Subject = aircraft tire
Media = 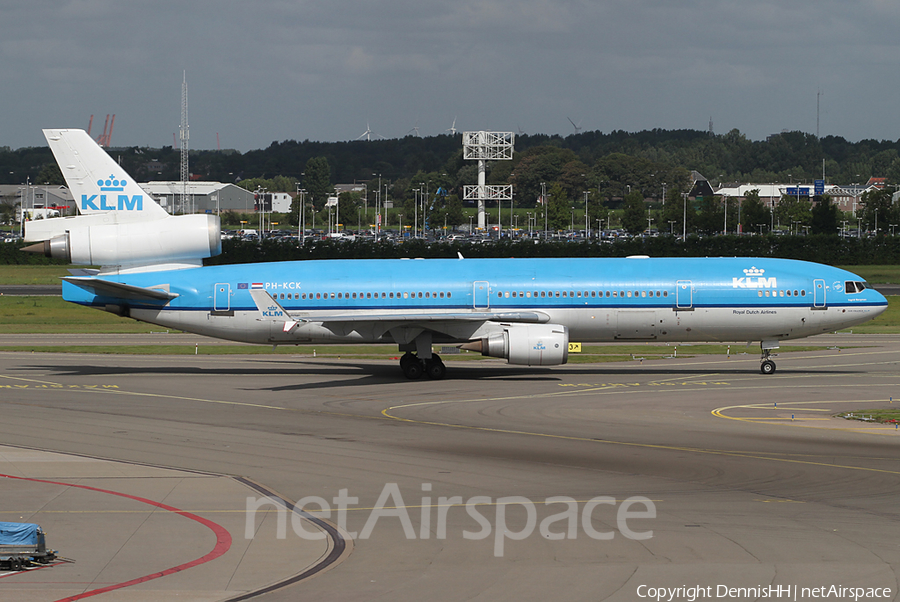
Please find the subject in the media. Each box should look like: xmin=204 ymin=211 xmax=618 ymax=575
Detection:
xmin=402 ymin=358 xmax=424 ymax=380
xmin=425 ymin=357 xmax=446 ymax=380
xmin=760 ymin=360 xmax=776 ymax=375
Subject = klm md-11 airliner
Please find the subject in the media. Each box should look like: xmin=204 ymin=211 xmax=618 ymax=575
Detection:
xmin=24 ymin=129 xmax=888 ymax=379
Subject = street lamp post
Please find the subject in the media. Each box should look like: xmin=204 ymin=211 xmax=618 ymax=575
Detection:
xmin=723 ymin=195 xmax=728 ymax=236
xmin=583 ymin=190 xmax=591 ymax=238
xmin=541 ymin=182 xmax=548 ymax=240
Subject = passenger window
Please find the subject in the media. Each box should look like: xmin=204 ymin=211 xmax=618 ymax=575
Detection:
xmin=787 ymin=290 xmax=792 ymax=297
xmin=663 ymin=291 xmax=668 ymax=297
xmin=404 ymin=292 xmax=409 ymax=299
xmin=418 ymin=292 xmax=423 ymax=298
xmin=801 ymin=290 xmax=805 ymax=297
xmin=641 ymin=291 xmax=646 ymax=298
xmin=758 ymin=291 xmax=763 ymax=297
xmin=447 ymin=292 xmax=451 ymax=298
xmin=613 ymin=291 xmax=618 ymax=297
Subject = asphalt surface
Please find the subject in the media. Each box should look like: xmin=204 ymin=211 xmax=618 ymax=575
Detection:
xmin=0 ymin=336 xmax=899 ymax=601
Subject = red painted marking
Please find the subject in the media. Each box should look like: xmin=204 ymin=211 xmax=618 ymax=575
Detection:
xmin=0 ymin=473 xmax=232 ymax=601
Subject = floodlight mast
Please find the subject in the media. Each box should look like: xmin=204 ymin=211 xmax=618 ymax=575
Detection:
xmin=462 ymin=132 xmax=514 ymax=232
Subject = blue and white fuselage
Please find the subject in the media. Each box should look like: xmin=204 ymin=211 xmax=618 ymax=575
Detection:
xmin=61 ymin=255 xmax=886 ymax=375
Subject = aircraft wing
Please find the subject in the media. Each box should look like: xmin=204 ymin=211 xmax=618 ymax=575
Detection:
xmin=63 ymin=277 xmax=179 ymax=302
xmin=248 ymin=289 xmax=548 ymax=333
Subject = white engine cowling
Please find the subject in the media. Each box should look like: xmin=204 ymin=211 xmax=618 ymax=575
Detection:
xmin=28 ymin=214 xmax=221 ymax=267
xmin=471 ymin=324 xmax=569 ymax=366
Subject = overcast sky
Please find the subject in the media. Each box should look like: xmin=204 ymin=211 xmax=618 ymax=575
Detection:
xmin=3 ymin=0 xmax=899 ymax=151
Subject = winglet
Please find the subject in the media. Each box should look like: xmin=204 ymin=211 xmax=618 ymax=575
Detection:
xmin=248 ymin=288 xmax=299 ymax=331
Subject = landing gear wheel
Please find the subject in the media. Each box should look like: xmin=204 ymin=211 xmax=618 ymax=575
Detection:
xmin=760 ymin=360 xmax=776 ymax=375
xmin=425 ymin=356 xmax=446 ymax=380
xmin=401 ymin=355 xmax=424 ymax=380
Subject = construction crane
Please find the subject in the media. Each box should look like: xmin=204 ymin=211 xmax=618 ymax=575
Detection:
xmin=88 ymin=114 xmax=116 ymax=147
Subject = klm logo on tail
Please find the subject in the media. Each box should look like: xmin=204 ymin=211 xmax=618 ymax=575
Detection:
xmin=81 ymin=175 xmax=143 ymax=211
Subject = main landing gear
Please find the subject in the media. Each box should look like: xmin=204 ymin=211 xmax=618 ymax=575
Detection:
xmin=400 ymin=352 xmax=446 ymax=380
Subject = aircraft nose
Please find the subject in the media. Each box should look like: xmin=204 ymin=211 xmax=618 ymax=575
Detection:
xmin=871 ymin=289 xmax=889 ymax=317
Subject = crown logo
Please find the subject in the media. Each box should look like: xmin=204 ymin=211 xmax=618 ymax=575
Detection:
xmin=98 ymin=175 xmax=126 ymax=191
xmin=743 ymin=267 xmax=765 ymax=276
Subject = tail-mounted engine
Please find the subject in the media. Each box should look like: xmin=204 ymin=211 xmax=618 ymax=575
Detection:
xmin=24 ymin=213 xmax=221 ymax=270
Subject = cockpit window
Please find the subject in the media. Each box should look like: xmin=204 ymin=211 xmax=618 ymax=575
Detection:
xmin=845 ymin=281 xmax=868 ymax=294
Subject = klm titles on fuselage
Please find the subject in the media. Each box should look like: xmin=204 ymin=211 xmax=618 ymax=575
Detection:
xmin=733 ymin=267 xmax=776 ymax=289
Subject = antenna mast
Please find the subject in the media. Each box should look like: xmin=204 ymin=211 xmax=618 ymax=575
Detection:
xmin=179 ymin=72 xmax=190 ymax=214
xmin=816 ymin=88 xmax=822 ymax=138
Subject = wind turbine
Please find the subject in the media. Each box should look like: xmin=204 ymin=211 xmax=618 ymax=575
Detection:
xmin=566 ymin=116 xmax=583 ymax=134
xmin=445 ymin=116 xmax=458 ymax=136
xmin=517 ymin=124 xmax=526 ymax=136
xmin=357 ymin=121 xmax=385 ymax=141
xmin=408 ymin=116 xmax=421 ymax=137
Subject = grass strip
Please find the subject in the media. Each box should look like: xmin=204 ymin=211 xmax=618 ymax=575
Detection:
xmin=837 ymin=409 xmax=900 ymax=424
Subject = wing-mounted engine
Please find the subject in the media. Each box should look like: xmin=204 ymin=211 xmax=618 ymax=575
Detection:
xmin=462 ymin=323 xmax=569 ymax=366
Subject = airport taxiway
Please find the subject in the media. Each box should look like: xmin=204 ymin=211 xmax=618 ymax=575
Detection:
xmin=0 ymin=336 xmax=898 ymax=601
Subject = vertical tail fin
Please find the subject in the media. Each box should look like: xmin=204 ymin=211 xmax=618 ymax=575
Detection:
xmin=43 ymin=129 xmax=168 ymax=219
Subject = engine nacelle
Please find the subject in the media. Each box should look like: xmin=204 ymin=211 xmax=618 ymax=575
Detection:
xmin=465 ymin=324 xmax=569 ymax=366
xmin=26 ymin=214 xmax=221 ymax=268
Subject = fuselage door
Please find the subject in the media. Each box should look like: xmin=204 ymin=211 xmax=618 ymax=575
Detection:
xmin=473 ymin=281 xmax=490 ymax=309
xmin=214 ymin=282 xmax=231 ymax=311
xmin=813 ymin=279 xmax=826 ymax=308
xmin=676 ymin=280 xmax=693 ymax=309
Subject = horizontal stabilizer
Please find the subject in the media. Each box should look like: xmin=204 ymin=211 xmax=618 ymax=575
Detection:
xmin=62 ymin=277 xmax=178 ymax=302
